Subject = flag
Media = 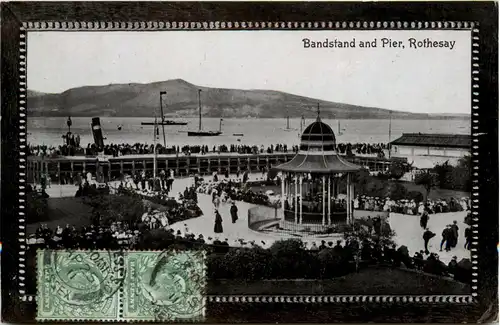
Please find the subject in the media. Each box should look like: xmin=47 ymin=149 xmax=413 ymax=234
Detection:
xmin=160 ymin=91 xmax=167 ymax=95
xmin=67 ymin=116 xmax=72 ymax=127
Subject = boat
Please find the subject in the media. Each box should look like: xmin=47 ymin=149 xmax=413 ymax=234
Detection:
xmin=188 ymin=89 xmax=222 ymax=137
xmin=141 ymin=91 xmax=188 ymax=129
xmin=283 ymin=115 xmax=297 ymax=131
xmin=141 ymin=120 xmax=187 ymax=126
xmin=233 ymin=133 xmax=244 ymax=136
xmin=187 ymin=130 xmax=222 ymax=136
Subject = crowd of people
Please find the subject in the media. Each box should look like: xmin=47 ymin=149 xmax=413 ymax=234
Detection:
xmin=28 ymin=220 xmax=471 ymax=284
xmin=197 ymin=178 xmax=275 ymax=208
xmin=337 ymin=142 xmax=388 ymax=157
xmin=354 ymin=195 xmax=471 ymax=215
xmin=28 ymin=141 xmax=390 ymax=158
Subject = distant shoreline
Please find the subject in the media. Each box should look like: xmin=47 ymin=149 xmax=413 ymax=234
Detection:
xmin=27 ymin=114 xmax=471 ymax=120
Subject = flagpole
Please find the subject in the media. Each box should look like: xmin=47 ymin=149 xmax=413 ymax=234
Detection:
xmin=160 ymin=91 xmax=167 ymax=148
xmin=153 ymin=106 xmax=158 ymax=180
xmin=388 ymin=111 xmax=392 ymax=159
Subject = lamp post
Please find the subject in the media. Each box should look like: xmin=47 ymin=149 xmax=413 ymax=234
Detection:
xmin=160 ymin=91 xmax=167 ymax=148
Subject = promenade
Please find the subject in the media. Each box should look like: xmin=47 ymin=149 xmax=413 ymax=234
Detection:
xmin=28 ymin=151 xmax=404 ymax=185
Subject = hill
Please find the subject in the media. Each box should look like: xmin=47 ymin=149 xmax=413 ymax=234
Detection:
xmin=27 ymin=79 xmax=470 ymax=119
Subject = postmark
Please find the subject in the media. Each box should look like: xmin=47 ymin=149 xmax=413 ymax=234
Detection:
xmin=123 ymin=250 xmax=206 ymax=321
xmin=36 ymin=250 xmax=124 ymax=321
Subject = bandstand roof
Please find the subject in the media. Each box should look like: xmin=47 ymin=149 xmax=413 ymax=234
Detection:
xmin=273 ymin=113 xmax=362 ymax=174
xmin=273 ymin=152 xmax=363 ymax=174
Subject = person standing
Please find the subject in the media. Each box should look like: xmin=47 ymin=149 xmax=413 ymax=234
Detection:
xmin=140 ymin=170 xmax=146 ymax=191
xmin=464 ymin=226 xmax=472 ymax=250
xmin=423 ymin=228 xmax=436 ymax=255
xmin=440 ymin=225 xmax=452 ymax=252
xmin=230 ymin=202 xmax=238 ymax=223
xmin=420 ymin=210 xmax=429 ymax=229
xmin=214 ymin=209 xmax=223 ymax=233
xmin=160 ymin=169 xmax=166 ymax=190
xmin=213 ymin=195 xmax=220 ymax=209
xmin=450 ymin=220 xmax=459 ymax=248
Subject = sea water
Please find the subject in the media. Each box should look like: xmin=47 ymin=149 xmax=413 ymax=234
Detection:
xmin=27 ymin=117 xmax=471 ymax=148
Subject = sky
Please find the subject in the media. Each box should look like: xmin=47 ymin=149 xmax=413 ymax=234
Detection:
xmin=28 ymin=30 xmax=471 ymax=114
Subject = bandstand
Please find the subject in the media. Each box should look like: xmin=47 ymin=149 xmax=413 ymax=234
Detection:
xmin=273 ymin=113 xmax=363 ymax=232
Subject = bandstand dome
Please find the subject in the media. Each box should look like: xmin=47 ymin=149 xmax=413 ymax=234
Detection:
xmin=273 ymin=115 xmax=362 ymax=174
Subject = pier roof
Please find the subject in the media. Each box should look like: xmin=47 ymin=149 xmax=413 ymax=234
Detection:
xmin=391 ymin=133 xmax=471 ymax=149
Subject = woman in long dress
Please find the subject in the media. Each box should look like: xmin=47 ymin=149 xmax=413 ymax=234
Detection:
xmin=214 ymin=210 xmax=223 ymax=233
xmin=213 ymin=195 xmax=220 ymax=209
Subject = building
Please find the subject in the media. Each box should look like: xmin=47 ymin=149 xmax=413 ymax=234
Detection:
xmin=272 ymin=112 xmax=363 ymax=232
xmin=390 ymin=133 xmax=471 ymax=169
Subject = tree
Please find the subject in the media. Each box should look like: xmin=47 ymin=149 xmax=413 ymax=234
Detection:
xmin=387 ymin=161 xmax=407 ymax=180
xmin=414 ymin=171 xmax=438 ymax=202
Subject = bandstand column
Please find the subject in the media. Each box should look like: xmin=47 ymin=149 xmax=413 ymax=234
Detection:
xmin=322 ymin=175 xmax=326 ymax=226
xmin=328 ymin=176 xmax=331 ymax=226
xmin=294 ymin=175 xmax=298 ymax=223
xmin=299 ymin=175 xmax=303 ymax=224
xmin=281 ymin=172 xmax=286 ymax=220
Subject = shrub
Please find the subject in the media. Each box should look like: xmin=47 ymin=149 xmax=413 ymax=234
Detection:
xmin=407 ymin=190 xmax=424 ymax=204
xmin=385 ymin=182 xmax=408 ymax=201
xmin=27 ymin=193 xmax=49 ymax=223
xmin=135 ymin=229 xmax=175 ymax=250
xmin=317 ymin=248 xmax=349 ymax=278
xmin=388 ymin=161 xmax=407 ymax=180
xmin=222 ymin=246 xmax=272 ymax=280
xmin=269 ymin=239 xmax=320 ymax=279
xmin=415 ymin=171 xmax=438 ymax=202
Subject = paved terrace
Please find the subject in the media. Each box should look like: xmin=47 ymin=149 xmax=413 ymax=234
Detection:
xmin=38 ymin=172 xmax=469 ymax=264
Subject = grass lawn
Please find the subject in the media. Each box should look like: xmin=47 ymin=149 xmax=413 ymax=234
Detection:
xmin=208 ymin=266 xmax=470 ymax=295
xmin=26 ymin=197 xmax=94 ymax=234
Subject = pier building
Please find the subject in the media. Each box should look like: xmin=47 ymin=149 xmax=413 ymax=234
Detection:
xmin=27 ymin=152 xmax=406 ymax=185
xmin=390 ymin=133 xmax=471 ymax=169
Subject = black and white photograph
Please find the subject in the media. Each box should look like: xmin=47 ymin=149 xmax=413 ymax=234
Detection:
xmin=25 ymin=29 xmax=474 ymax=296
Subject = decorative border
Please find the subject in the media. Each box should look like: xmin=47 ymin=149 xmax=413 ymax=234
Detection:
xmin=12 ymin=17 xmax=487 ymax=318
xmin=206 ymin=295 xmax=475 ymax=303
xmin=470 ymin=24 xmax=480 ymax=300
xmin=23 ymin=20 xmax=476 ymax=31
xmin=18 ymin=28 xmax=28 ymax=298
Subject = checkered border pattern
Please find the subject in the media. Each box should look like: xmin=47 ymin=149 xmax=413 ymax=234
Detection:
xmin=18 ymin=21 xmax=479 ymax=306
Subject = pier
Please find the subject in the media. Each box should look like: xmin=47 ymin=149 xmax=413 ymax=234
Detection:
xmin=27 ymin=152 xmax=407 ymax=184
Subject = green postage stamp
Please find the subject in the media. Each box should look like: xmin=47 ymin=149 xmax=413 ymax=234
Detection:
xmin=36 ymin=250 xmax=206 ymax=322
